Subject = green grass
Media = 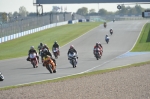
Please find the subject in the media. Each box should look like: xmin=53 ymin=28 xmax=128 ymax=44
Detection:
xmin=131 ymin=22 xmax=150 ymax=52
xmin=1 ymin=60 xmax=150 ymax=91
xmin=0 ymin=22 xmax=102 ymax=60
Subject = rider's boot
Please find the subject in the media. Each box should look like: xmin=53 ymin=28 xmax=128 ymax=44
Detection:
xmin=36 ymin=58 xmax=38 ymax=67
xmin=52 ymin=58 xmax=57 ymax=66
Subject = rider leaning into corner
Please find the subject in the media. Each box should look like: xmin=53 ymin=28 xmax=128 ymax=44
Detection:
xmin=93 ymin=42 xmax=103 ymax=56
xmin=52 ymin=41 xmax=60 ymax=55
xmin=67 ymin=45 xmax=78 ymax=62
xmin=42 ymin=46 xmax=57 ymax=66
xmin=27 ymin=46 xmax=39 ymax=63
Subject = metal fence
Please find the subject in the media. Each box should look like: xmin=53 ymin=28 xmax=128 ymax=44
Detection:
xmin=0 ymin=13 xmax=85 ymax=38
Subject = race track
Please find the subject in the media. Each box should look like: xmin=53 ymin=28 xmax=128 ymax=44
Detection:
xmin=0 ymin=20 xmax=148 ymax=88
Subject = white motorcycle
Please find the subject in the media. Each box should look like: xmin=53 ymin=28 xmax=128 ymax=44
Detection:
xmin=29 ymin=53 xmax=38 ymax=68
xmin=0 ymin=72 xmax=4 ymax=81
xmin=53 ymin=48 xmax=59 ymax=59
xmin=68 ymin=52 xmax=78 ymax=68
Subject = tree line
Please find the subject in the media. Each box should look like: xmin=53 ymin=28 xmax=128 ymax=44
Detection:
xmin=0 ymin=4 xmax=149 ymax=23
xmin=0 ymin=6 xmax=29 ymax=23
xmin=76 ymin=5 xmax=149 ymax=16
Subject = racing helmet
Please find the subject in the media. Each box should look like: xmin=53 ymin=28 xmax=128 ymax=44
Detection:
xmin=70 ymin=45 xmax=74 ymax=49
xmin=40 ymin=43 xmax=43 ymax=46
xmin=30 ymin=46 xmax=34 ymax=50
xmin=54 ymin=41 xmax=57 ymax=44
xmin=96 ymin=42 xmax=99 ymax=46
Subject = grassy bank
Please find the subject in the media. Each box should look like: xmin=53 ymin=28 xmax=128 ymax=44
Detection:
xmin=1 ymin=60 xmax=150 ymax=91
xmin=0 ymin=22 xmax=101 ymax=60
xmin=131 ymin=22 xmax=150 ymax=52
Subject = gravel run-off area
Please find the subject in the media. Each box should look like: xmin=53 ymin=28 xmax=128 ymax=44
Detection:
xmin=0 ymin=64 xmax=150 ymax=99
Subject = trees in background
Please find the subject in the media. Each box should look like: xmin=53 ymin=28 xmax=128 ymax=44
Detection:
xmin=0 ymin=6 xmax=29 ymax=23
xmin=76 ymin=4 xmax=146 ymax=16
xmin=89 ymin=9 xmax=96 ymax=14
xmin=1 ymin=12 xmax=7 ymax=22
xmin=19 ymin=6 xmax=28 ymax=17
xmin=76 ymin=7 xmax=88 ymax=15
xmin=98 ymin=9 xmax=108 ymax=16
xmin=115 ymin=5 xmax=144 ymax=15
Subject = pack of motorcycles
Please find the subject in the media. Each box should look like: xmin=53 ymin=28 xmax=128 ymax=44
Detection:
xmin=0 ymin=22 xmax=113 ymax=80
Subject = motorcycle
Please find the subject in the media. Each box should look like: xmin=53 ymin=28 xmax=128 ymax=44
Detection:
xmin=0 ymin=72 xmax=4 ymax=81
xmin=68 ymin=52 xmax=77 ymax=68
xmin=53 ymin=48 xmax=59 ymax=59
xmin=110 ymin=30 xmax=113 ymax=35
xmin=29 ymin=53 xmax=38 ymax=68
xmin=43 ymin=56 xmax=56 ymax=73
xmin=94 ymin=48 xmax=101 ymax=60
xmin=105 ymin=37 xmax=110 ymax=44
xmin=104 ymin=24 xmax=107 ymax=28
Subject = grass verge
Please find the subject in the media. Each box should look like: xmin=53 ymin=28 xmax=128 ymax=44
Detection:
xmin=131 ymin=22 xmax=150 ymax=51
xmin=1 ymin=60 xmax=150 ymax=91
xmin=0 ymin=22 xmax=101 ymax=60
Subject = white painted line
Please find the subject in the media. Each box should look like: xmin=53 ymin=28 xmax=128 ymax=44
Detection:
xmin=130 ymin=21 xmax=149 ymax=51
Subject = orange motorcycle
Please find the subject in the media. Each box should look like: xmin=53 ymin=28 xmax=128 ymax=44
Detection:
xmin=43 ymin=56 xmax=56 ymax=73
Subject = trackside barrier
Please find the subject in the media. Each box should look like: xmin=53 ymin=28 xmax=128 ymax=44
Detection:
xmin=78 ymin=19 xmax=88 ymax=22
xmin=68 ymin=20 xmax=79 ymax=24
xmin=0 ymin=21 xmax=68 ymax=43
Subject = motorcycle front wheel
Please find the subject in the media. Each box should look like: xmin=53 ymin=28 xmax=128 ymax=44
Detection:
xmin=46 ymin=64 xmax=53 ymax=73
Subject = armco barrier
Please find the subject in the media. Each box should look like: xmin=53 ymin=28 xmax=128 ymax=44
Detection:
xmin=0 ymin=21 xmax=68 ymax=43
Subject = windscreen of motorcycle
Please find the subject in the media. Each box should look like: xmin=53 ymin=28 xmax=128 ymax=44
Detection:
xmin=29 ymin=53 xmax=36 ymax=59
xmin=69 ymin=53 xmax=76 ymax=57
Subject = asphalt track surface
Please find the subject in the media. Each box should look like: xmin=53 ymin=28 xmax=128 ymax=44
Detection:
xmin=0 ymin=20 xmax=148 ymax=88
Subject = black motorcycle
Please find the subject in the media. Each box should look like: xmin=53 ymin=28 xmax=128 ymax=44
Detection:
xmin=95 ymin=50 xmax=101 ymax=60
xmin=0 ymin=72 xmax=4 ymax=81
xmin=68 ymin=53 xmax=77 ymax=68
xmin=110 ymin=30 xmax=113 ymax=35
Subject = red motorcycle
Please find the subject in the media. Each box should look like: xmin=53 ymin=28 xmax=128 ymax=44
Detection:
xmin=29 ymin=53 xmax=38 ymax=68
xmin=94 ymin=48 xmax=101 ymax=60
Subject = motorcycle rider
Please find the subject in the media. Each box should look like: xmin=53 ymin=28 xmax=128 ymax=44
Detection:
xmin=110 ymin=28 xmax=113 ymax=34
xmin=113 ymin=19 xmax=115 ymax=22
xmin=104 ymin=22 xmax=107 ymax=27
xmin=93 ymin=43 xmax=102 ymax=56
xmin=105 ymin=34 xmax=109 ymax=39
xmin=52 ymin=41 xmax=60 ymax=56
xmin=43 ymin=44 xmax=49 ymax=50
xmin=105 ymin=34 xmax=110 ymax=43
xmin=27 ymin=46 xmax=39 ymax=65
xmin=42 ymin=48 xmax=57 ymax=66
xmin=98 ymin=42 xmax=103 ymax=55
xmin=67 ymin=45 xmax=78 ymax=66
xmin=38 ymin=43 xmax=44 ymax=55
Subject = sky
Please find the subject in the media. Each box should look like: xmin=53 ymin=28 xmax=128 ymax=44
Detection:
xmin=0 ymin=0 xmax=150 ymax=13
